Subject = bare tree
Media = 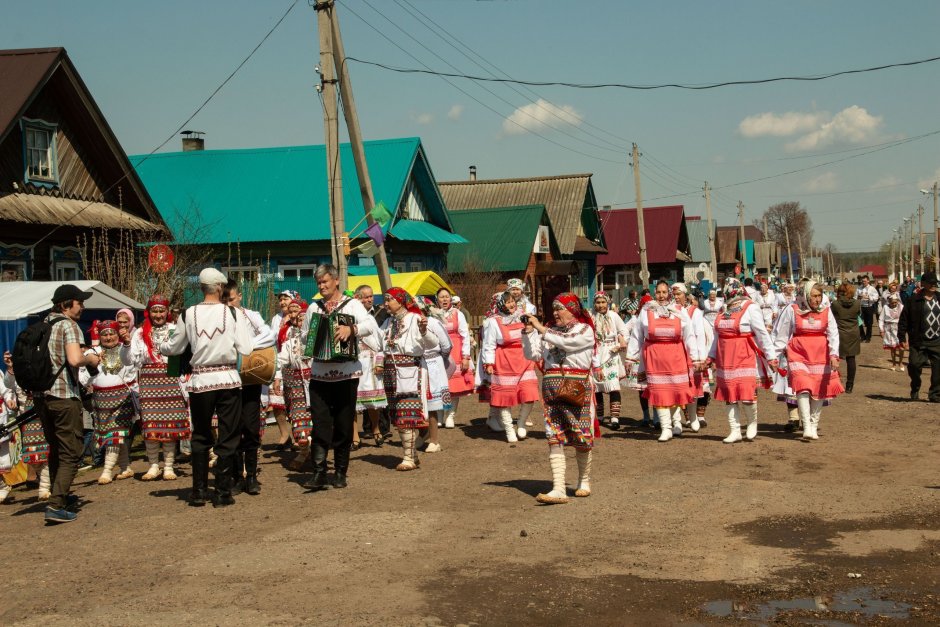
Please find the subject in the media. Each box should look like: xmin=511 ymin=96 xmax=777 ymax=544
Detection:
xmin=754 ymin=201 xmax=814 ymax=254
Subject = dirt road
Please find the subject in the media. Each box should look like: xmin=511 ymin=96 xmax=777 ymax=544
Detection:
xmin=2 ymin=340 xmax=938 ymax=626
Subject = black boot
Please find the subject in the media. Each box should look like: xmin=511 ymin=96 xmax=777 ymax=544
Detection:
xmin=244 ymin=449 xmax=261 ymax=495
xmin=213 ymin=456 xmax=236 ymax=507
xmin=189 ymin=452 xmax=210 ymax=507
xmin=332 ymin=444 xmax=350 ymax=489
xmin=231 ymin=450 xmax=245 ymax=495
xmin=302 ymin=444 xmax=329 ymax=491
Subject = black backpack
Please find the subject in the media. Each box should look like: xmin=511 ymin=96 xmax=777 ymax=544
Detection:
xmin=10 ymin=316 xmax=71 ymax=393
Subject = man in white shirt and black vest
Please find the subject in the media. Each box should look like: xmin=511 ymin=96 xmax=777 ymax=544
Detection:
xmin=300 ymin=264 xmax=375 ymax=491
xmin=161 ymin=268 xmax=253 ymax=507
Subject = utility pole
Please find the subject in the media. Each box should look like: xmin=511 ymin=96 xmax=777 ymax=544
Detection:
xmin=704 ymin=182 xmax=718 ymax=284
xmin=737 ymin=201 xmax=747 ymax=279
xmin=919 ymin=204 xmax=926 ymax=275
xmin=784 ymin=224 xmax=794 ymax=281
xmin=330 ymin=3 xmax=393 ymax=294
xmin=762 ymin=215 xmax=770 ymax=275
xmin=889 ymin=236 xmax=896 ymax=282
xmin=797 ymin=232 xmax=805 ymax=279
xmin=315 ymin=1 xmax=347 ymax=287
xmin=631 ymin=144 xmax=650 ymax=287
xmin=910 ymin=212 xmax=916 ymax=279
xmin=934 ymin=182 xmax=940 ymax=274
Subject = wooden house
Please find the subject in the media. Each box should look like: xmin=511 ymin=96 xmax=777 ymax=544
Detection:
xmin=132 ymin=137 xmax=466 ymax=282
xmin=0 ymin=47 xmax=164 ymax=281
xmin=439 ymin=172 xmax=606 ymax=308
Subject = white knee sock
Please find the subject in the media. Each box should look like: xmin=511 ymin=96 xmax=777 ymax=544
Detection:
xmin=575 ymin=449 xmax=592 ymax=496
xmin=501 ymin=408 xmax=518 ymax=443
xmin=546 ymin=445 xmax=566 ymax=498
xmin=99 ymin=446 xmax=119 ymax=481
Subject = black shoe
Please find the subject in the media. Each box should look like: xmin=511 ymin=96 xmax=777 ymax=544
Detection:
xmin=243 ymin=449 xmax=261 ymax=495
xmin=845 ymin=382 xmax=854 ymax=393
xmin=231 ymin=480 xmax=244 ymax=496
xmin=213 ymin=456 xmax=236 ymax=508
xmin=245 ymin=474 xmax=261 ymax=495
xmin=189 ymin=452 xmax=210 ymax=507
xmin=332 ymin=472 xmax=348 ymax=489
xmin=302 ymin=471 xmax=329 ymax=491
xmin=911 ymin=391 xmax=920 ymax=401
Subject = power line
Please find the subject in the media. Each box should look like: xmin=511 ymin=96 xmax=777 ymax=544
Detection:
xmin=33 ymin=0 xmax=301 ymax=248
xmin=345 ymin=52 xmax=940 ymax=91
xmin=344 ymin=1 xmax=623 ymax=165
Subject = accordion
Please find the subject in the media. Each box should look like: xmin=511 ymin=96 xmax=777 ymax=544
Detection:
xmin=304 ymin=311 xmax=359 ymax=362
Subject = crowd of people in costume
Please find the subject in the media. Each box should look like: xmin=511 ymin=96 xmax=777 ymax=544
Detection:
xmin=1 ymin=265 xmax=938 ymax=521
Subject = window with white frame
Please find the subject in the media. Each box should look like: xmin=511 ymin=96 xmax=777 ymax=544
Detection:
xmin=409 ymin=262 xmax=422 ymax=273
xmin=1 ymin=261 xmax=27 ymax=282
xmin=392 ymin=262 xmax=407 ymax=273
xmin=22 ymin=119 xmax=57 ymax=184
xmin=279 ymin=264 xmax=316 ymax=279
xmin=50 ymin=246 xmax=82 ymax=282
xmin=54 ymin=263 xmax=80 ymax=282
xmin=615 ymin=271 xmax=636 ymax=289
xmin=221 ymin=265 xmax=260 ymax=283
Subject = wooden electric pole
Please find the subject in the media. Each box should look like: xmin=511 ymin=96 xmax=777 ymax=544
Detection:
xmin=315 ymin=1 xmax=347 ymax=287
xmin=910 ymin=212 xmax=916 ymax=278
xmin=329 ymin=4 xmax=393 ymax=294
xmin=919 ymin=204 xmax=926 ymax=276
xmin=785 ymin=224 xmax=794 ymax=281
xmin=762 ymin=215 xmax=770 ymax=275
xmin=631 ymin=144 xmax=650 ymax=287
xmin=704 ymin=182 xmax=718 ymax=284
xmin=797 ymin=232 xmax=805 ymax=279
xmin=737 ymin=201 xmax=747 ymax=279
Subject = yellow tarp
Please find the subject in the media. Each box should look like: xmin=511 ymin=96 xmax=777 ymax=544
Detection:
xmin=346 ymin=271 xmax=452 ymax=298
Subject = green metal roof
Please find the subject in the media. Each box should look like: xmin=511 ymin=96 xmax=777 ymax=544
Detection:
xmin=447 ymin=205 xmax=547 ymax=272
xmin=685 ymin=219 xmax=713 ymax=263
xmin=391 ymin=219 xmax=467 ymax=244
xmin=130 ymin=137 xmax=460 ymax=245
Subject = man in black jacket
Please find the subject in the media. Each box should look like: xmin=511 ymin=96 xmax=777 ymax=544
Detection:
xmin=899 ymin=271 xmax=940 ymax=402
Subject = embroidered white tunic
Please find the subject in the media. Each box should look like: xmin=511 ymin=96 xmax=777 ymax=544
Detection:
xmin=701 ymin=297 xmax=725 ymax=327
xmin=591 ymin=310 xmax=628 ymax=393
xmin=523 ymin=322 xmax=595 ymax=371
xmin=121 ymin=323 xmax=176 ymax=368
xmin=160 ymin=303 xmax=254 ymax=393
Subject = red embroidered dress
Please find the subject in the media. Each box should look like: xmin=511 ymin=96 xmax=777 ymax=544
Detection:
xmin=488 ymin=318 xmax=540 ymax=407
xmin=786 ymin=305 xmax=844 ymax=400
xmin=642 ymin=310 xmax=694 ymax=407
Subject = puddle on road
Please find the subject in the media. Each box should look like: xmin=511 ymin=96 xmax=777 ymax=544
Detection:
xmin=702 ymin=587 xmax=911 ymax=623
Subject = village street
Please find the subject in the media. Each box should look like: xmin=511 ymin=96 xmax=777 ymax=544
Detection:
xmin=1 ymin=340 xmax=937 ymax=626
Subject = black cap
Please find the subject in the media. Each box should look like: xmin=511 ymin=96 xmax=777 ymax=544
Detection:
xmin=52 ymin=284 xmax=93 ymax=304
xmin=922 ymin=271 xmax=938 ymax=286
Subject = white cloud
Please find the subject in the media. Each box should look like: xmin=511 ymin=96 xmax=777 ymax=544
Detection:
xmin=801 ymin=171 xmax=839 ymax=192
xmin=738 ymin=111 xmax=827 ymax=137
xmin=502 ymin=99 xmax=583 ymax=136
xmin=786 ymin=106 xmax=883 ymax=151
xmin=411 ymin=112 xmax=433 ymax=125
xmin=867 ymin=175 xmax=902 ymax=191
xmin=447 ymin=104 xmax=464 ymax=121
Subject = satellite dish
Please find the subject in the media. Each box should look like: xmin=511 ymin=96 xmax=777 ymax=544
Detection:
xmin=698 ymin=262 xmax=709 ymax=272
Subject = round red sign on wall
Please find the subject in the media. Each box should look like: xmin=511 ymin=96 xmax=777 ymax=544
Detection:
xmin=148 ymin=244 xmax=174 ymax=273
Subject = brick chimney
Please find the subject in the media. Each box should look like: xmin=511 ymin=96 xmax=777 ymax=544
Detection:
xmin=181 ymin=130 xmax=205 ymax=151
xmin=469 ymin=165 xmax=477 ymax=181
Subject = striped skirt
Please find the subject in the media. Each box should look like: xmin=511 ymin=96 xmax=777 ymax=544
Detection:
xmin=138 ymin=364 xmax=191 ymax=442
xmin=92 ymin=383 xmax=137 ymax=448
xmin=20 ymin=408 xmax=48 ymax=465
xmin=384 ymin=354 xmax=428 ymax=429
xmin=542 ymin=368 xmax=594 ymax=450
xmin=284 ymin=367 xmax=312 ymax=446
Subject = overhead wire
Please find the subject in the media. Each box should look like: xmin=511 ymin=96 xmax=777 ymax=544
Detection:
xmin=345 ymin=1 xmax=623 ymax=165
xmin=344 ymin=52 xmax=940 ymax=91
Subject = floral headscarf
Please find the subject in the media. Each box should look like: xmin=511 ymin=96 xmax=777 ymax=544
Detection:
xmin=553 ymin=292 xmax=594 ymax=331
xmin=99 ymin=320 xmax=120 ymax=333
xmin=385 ymin=287 xmax=423 ymax=315
xmin=142 ymin=294 xmax=171 ymax=362
xmin=486 ymin=291 xmax=516 ymax=321
xmin=507 ymin=278 xmax=526 ymax=291
xmin=801 ymin=281 xmax=824 ymax=314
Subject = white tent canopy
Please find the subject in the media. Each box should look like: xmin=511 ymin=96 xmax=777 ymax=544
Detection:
xmin=0 ymin=281 xmax=144 ymax=321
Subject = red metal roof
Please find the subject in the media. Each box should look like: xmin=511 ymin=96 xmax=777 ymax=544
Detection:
xmin=856 ymin=264 xmax=888 ymax=277
xmin=598 ymin=205 xmax=686 ymax=265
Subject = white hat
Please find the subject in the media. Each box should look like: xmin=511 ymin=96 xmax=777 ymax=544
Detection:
xmin=671 ymin=282 xmax=688 ymax=294
xmin=452 ymin=295 xmax=461 ymax=304
xmin=199 ymin=267 xmax=227 ymax=286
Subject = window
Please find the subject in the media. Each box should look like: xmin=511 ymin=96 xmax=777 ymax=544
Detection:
xmin=409 ymin=262 xmax=422 ymax=273
xmin=22 ymin=118 xmax=58 ymax=185
xmin=403 ymin=179 xmax=430 ymax=222
xmin=392 ymin=262 xmax=407 ymax=273
xmin=614 ymin=271 xmax=636 ymax=289
xmin=573 ymin=263 xmax=590 ymax=301
xmin=55 ymin=263 xmax=80 ymax=281
xmin=50 ymin=246 xmax=82 ymax=281
xmin=221 ymin=265 xmax=260 ymax=283
xmin=1 ymin=261 xmax=27 ymax=282
xmin=279 ymin=264 xmax=316 ymax=279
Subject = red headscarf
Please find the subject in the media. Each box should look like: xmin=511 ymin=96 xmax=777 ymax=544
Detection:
xmin=553 ymin=292 xmax=594 ymax=332
xmin=639 ymin=294 xmax=653 ymax=309
xmin=99 ymin=320 xmax=120 ymax=333
xmin=142 ymin=294 xmax=171 ymax=362
xmin=385 ymin=287 xmax=423 ymax=315
xmin=278 ymin=299 xmax=308 ymax=349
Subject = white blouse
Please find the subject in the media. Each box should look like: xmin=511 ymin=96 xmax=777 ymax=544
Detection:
xmin=240 ymin=307 xmax=276 ymax=351
xmin=424 ymin=317 xmax=452 ymax=358
xmin=276 ymin=326 xmax=310 ymax=371
xmin=772 ymin=304 xmax=840 ymax=359
xmin=383 ymin=312 xmax=440 ymax=358
xmin=80 ymin=346 xmax=138 ymax=388
xmin=701 ymin=297 xmax=725 ymax=326
xmin=160 ymin=303 xmax=254 ymax=393
xmin=707 ymin=302 xmax=777 ymax=361
xmin=523 ymin=322 xmax=595 ymax=370
xmin=121 ymin=323 xmax=176 ymax=368
xmin=480 ymin=316 xmax=519 ymax=366
xmin=300 ymin=296 xmax=376 ymax=382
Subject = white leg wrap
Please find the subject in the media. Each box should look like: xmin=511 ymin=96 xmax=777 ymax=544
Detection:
xmin=724 ymin=403 xmax=742 ymax=443
xmin=575 ymin=449 xmax=592 ymax=496
xmin=38 ymin=464 xmax=51 ymax=496
xmin=145 ymin=439 xmax=161 ymax=465
xmin=536 ymin=445 xmax=568 ymax=503
xmin=397 ymin=429 xmax=417 ymax=469
xmin=98 ymin=447 xmax=119 ymax=483
xmin=501 ymin=408 xmax=517 ymax=443
xmin=657 ymin=408 xmax=673 ymax=441
xmin=742 ymin=403 xmax=758 ymax=441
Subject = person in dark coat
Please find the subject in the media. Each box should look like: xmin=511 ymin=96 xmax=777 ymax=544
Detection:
xmin=832 ymin=283 xmax=861 ymax=393
xmin=899 ymin=271 xmax=940 ymax=402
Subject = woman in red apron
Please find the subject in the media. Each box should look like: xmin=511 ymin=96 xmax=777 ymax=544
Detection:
xmin=626 ymin=281 xmax=701 ymax=442
xmin=437 ymin=288 xmax=474 ymax=429
xmin=482 ymin=291 xmax=540 ymax=443
xmin=706 ymin=280 xmax=777 ymax=443
xmin=772 ymin=281 xmax=843 ymax=440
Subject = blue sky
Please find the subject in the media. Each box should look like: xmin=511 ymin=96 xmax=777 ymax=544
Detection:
xmin=5 ymin=0 xmax=940 ymax=253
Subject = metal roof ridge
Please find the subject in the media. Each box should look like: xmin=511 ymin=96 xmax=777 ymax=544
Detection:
xmin=130 ymin=136 xmax=422 ymax=160
xmin=438 ymin=173 xmax=593 ymax=185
